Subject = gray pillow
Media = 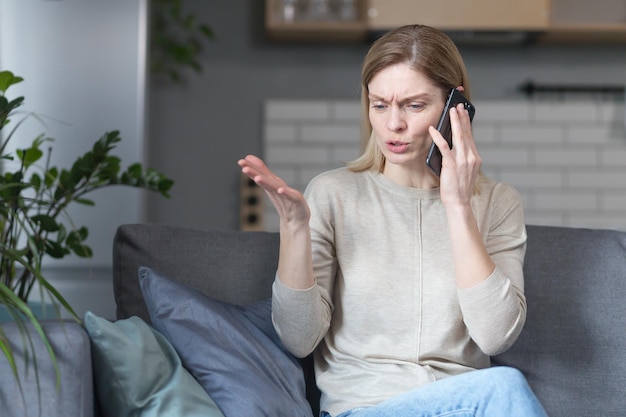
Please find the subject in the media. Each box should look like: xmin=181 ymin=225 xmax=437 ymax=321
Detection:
xmin=84 ymin=311 xmax=224 ymax=417
xmin=138 ymin=266 xmax=313 ymax=417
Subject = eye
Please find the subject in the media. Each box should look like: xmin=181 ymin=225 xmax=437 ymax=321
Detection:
xmin=370 ymin=101 xmax=387 ymax=111
xmin=407 ymin=102 xmax=424 ymax=111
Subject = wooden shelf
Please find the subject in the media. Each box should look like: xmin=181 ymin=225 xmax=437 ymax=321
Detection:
xmin=264 ymin=0 xmax=626 ymax=44
xmin=265 ymin=0 xmax=368 ymax=42
xmin=545 ymin=0 xmax=626 ymax=43
xmin=266 ymin=20 xmax=368 ymax=42
xmin=366 ymin=0 xmax=550 ymax=31
xmin=539 ymin=24 xmax=626 ymax=43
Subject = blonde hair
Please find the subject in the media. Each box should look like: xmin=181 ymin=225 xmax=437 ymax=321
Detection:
xmin=348 ymin=25 xmax=471 ymax=173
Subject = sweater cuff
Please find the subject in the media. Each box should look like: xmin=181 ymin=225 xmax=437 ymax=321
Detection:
xmin=457 ymin=267 xmax=511 ymax=305
xmin=272 ymin=273 xmax=317 ymax=304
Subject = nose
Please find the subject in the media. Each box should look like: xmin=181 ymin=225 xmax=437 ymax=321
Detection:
xmin=386 ymin=107 xmax=406 ymax=131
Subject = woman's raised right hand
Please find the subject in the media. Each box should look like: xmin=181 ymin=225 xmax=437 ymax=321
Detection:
xmin=238 ymin=155 xmax=310 ymax=227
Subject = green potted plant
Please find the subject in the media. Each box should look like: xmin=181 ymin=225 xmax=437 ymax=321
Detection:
xmin=150 ymin=0 xmax=214 ymax=83
xmin=0 ymin=70 xmax=173 ymax=388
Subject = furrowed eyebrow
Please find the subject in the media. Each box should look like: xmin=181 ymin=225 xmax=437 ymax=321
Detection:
xmin=399 ymin=94 xmax=432 ymax=105
xmin=368 ymin=93 xmax=433 ymax=103
xmin=368 ymin=94 xmax=387 ymax=101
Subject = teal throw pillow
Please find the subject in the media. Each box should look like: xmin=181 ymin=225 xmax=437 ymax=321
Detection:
xmin=84 ymin=311 xmax=224 ymax=417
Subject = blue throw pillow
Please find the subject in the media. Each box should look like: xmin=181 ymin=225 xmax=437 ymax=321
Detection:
xmin=84 ymin=311 xmax=224 ymax=417
xmin=138 ymin=266 xmax=313 ymax=417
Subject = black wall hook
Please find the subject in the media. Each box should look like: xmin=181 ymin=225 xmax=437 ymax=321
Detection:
xmin=519 ymin=80 xmax=626 ymax=97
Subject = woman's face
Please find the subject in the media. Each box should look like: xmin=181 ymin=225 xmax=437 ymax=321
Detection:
xmin=368 ymin=63 xmax=445 ymax=171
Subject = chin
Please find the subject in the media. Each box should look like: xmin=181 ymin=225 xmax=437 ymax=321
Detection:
xmin=385 ymin=153 xmax=420 ymax=166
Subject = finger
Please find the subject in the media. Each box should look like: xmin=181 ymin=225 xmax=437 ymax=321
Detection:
xmin=238 ymin=155 xmax=278 ymax=187
xmin=239 ymin=155 xmax=262 ymax=175
xmin=252 ymin=172 xmax=286 ymax=193
xmin=449 ymin=106 xmax=466 ymax=153
xmin=243 ymin=154 xmax=266 ymax=168
xmin=456 ymin=104 xmax=474 ymax=144
xmin=239 ymin=162 xmax=263 ymax=186
xmin=428 ymin=126 xmax=451 ymax=157
xmin=242 ymin=159 xmax=291 ymax=197
xmin=452 ymin=104 xmax=480 ymax=159
xmin=239 ymin=154 xmax=267 ymax=174
xmin=451 ymin=106 xmax=483 ymax=178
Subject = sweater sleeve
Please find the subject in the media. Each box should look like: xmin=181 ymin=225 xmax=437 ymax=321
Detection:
xmin=457 ymin=182 xmax=528 ymax=356
xmin=271 ymin=173 xmax=337 ymax=358
xmin=271 ymin=278 xmax=331 ymax=357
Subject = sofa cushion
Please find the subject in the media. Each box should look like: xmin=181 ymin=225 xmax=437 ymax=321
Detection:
xmin=138 ymin=266 xmax=313 ymax=417
xmin=0 ymin=320 xmax=93 ymax=417
xmin=492 ymin=225 xmax=626 ymax=417
xmin=84 ymin=312 xmax=224 ymax=417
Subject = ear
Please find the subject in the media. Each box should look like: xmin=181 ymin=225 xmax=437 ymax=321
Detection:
xmin=456 ymin=86 xmax=465 ymax=93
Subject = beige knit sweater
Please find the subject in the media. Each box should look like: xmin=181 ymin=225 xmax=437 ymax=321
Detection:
xmin=272 ymin=168 xmax=527 ymax=416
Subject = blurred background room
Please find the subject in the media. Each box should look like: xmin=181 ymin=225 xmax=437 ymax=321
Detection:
xmin=1 ymin=0 xmax=625 ymax=318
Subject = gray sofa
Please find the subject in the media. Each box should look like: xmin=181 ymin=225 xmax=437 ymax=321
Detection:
xmin=113 ymin=223 xmax=626 ymax=417
xmin=1 ymin=223 xmax=625 ymax=416
xmin=0 ymin=320 xmax=94 ymax=417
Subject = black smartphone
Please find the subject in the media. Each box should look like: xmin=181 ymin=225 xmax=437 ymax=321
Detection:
xmin=425 ymin=88 xmax=476 ymax=176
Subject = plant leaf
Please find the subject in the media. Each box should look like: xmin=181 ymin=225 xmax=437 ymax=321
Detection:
xmin=74 ymin=198 xmax=95 ymax=206
xmin=0 ymin=283 xmax=61 ymax=389
xmin=30 ymin=214 xmax=59 ymax=232
xmin=0 ymin=70 xmax=24 ymax=94
xmin=199 ymin=24 xmax=214 ymax=39
xmin=44 ymin=240 xmax=68 ymax=259
xmin=30 ymin=173 xmax=42 ymax=192
xmin=44 ymin=167 xmax=58 ymax=188
xmin=34 ymin=273 xmax=80 ymax=323
xmin=66 ymin=227 xmax=92 ymax=258
xmin=0 ymin=315 xmax=19 ymax=378
xmin=17 ymin=146 xmax=44 ymax=167
xmin=54 ymin=169 xmax=75 ymax=200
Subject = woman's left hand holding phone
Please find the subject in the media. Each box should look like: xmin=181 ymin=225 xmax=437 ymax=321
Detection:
xmin=429 ymin=103 xmax=481 ymax=207
xmin=429 ymin=105 xmax=494 ymax=289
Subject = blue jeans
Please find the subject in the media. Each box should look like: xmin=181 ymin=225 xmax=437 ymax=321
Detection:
xmin=321 ymin=367 xmax=548 ymax=417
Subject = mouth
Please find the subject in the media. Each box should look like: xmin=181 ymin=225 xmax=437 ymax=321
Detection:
xmin=385 ymin=140 xmax=409 ymax=153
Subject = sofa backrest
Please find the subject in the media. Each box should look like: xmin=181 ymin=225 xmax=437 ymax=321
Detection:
xmin=113 ymin=224 xmax=279 ymax=323
xmin=113 ymin=223 xmax=626 ymax=417
xmin=493 ymin=224 xmax=626 ymax=417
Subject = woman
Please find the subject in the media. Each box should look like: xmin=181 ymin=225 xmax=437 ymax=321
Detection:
xmin=239 ymin=24 xmax=547 ymax=417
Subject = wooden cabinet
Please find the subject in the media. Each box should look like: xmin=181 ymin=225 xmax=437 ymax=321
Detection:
xmin=265 ymin=0 xmax=626 ymax=43
xmin=265 ymin=0 xmax=368 ymax=42
xmin=366 ymin=0 xmax=550 ymax=31
xmin=543 ymin=0 xmax=626 ymax=42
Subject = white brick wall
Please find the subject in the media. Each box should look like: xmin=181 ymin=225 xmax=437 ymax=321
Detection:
xmin=261 ymin=98 xmax=626 ymax=232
